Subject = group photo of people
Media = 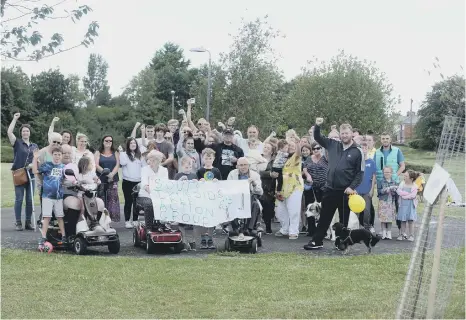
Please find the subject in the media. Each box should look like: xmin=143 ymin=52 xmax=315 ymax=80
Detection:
xmin=8 ymin=97 xmax=424 ymax=253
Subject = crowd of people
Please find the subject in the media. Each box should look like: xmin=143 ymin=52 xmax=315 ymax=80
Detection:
xmin=8 ymin=98 xmax=423 ymax=251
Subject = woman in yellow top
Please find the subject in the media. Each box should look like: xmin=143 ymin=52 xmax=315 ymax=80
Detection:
xmin=275 ymin=140 xmax=305 ymax=239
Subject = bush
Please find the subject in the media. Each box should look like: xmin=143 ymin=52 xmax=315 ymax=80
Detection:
xmin=405 ymin=162 xmax=432 ymax=174
xmin=408 ymin=139 xmax=422 ymax=149
xmin=1 ymin=142 xmax=14 ymax=163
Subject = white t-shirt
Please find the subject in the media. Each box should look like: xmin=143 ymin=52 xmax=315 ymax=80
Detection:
xmin=235 ymin=137 xmax=263 ymax=157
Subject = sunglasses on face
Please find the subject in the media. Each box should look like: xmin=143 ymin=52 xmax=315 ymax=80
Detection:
xmin=313 ymin=147 xmax=321 ymax=150
xmin=105 ymin=140 xmax=112 ymax=143
xmin=53 ymin=141 xmax=62 ymax=145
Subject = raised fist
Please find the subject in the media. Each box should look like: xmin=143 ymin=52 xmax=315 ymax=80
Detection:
xmin=227 ymin=117 xmax=236 ymax=126
xmin=53 ymin=116 xmax=60 ymax=123
xmin=178 ymin=109 xmax=186 ymax=115
xmin=270 ymin=131 xmax=276 ymax=137
xmin=316 ymin=118 xmax=324 ymax=125
xmin=13 ymin=113 xmax=20 ymax=120
xmin=135 ymin=122 xmax=141 ymax=128
xmin=140 ymin=124 xmax=146 ymax=131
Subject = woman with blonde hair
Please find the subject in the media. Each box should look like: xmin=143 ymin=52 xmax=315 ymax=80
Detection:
xmin=74 ymin=132 xmax=96 ymax=171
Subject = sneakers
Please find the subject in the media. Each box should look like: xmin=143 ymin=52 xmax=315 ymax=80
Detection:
xmin=408 ymin=235 xmax=415 ymax=242
xmin=25 ymin=220 xmax=34 ymax=230
xmin=386 ymin=230 xmax=392 ymax=240
xmin=125 ymin=221 xmax=133 ymax=229
xmin=38 ymin=237 xmax=46 ymax=251
xmin=266 ymin=229 xmax=273 ymax=235
xmin=303 ymin=241 xmax=323 ymax=250
xmin=382 ymin=230 xmax=387 ymax=240
xmin=397 ymin=234 xmax=408 ymax=241
xmin=61 ymin=235 xmax=67 ymax=243
xmin=189 ymin=242 xmax=197 ymax=251
xmin=289 ymin=234 xmax=298 ymax=240
xmin=15 ymin=221 xmax=23 ymax=231
xmin=275 ymin=231 xmax=288 ymax=237
xmin=207 ymin=237 xmax=215 ymax=249
xmin=200 ymin=236 xmax=208 ymax=249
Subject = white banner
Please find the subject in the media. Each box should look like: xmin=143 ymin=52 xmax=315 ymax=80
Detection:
xmin=149 ymin=178 xmax=251 ymax=227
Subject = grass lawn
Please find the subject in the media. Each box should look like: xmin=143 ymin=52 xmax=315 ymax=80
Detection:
xmin=1 ymin=249 xmax=464 ymax=319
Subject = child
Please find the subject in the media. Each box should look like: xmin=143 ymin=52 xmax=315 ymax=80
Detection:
xmin=77 ymin=156 xmax=99 ymax=184
xmin=377 ymin=166 xmax=398 ymax=239
xmin=273 ymin=139 xmax=289 ymax=201
xmin=175 ymin=157 xmax=198 ymax=251
xmin=355 ymin=141 xmax=376 ymax=232
xmin=33 ymin=147 xmax=67 ymax=249
xmin=396 ymin=170 xmax=420 ymax=241
xmin=196 ymin=148 xmax=222 ymax=249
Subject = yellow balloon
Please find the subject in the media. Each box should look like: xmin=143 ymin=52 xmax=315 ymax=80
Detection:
xmin=348 ymin=194 xmax=366 ymax=213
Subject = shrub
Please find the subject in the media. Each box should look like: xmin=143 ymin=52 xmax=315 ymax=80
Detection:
xmin=408 ymin=139 xmax=422 ymax=149
xmin=1 ymin=142 xmax=14 ymax=163
xmin=405 ymin=162 xmax=432 ymax=173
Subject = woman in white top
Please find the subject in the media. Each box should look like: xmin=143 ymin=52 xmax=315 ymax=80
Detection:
xmin=48 ymin=116 xmax=77 ymax=160
xmin=120 ymin=138 xmax=144 ymax=229
xmin=137 ymin=150 xmax=168 ymax=231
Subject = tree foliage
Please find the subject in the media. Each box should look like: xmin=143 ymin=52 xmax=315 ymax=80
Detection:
xmin=283 ymin=51 xmax=400 ymax=135
xmin=1 ymin=0 xmax=99 ymax=61
xmin=83 ymin=53 xmax=111 ymax=106
xmin=413 ymin=75 xmax=465 ymax=150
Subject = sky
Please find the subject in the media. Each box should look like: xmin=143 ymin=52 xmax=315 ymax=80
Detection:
xmin=2 ymin=0 xmax=465 ymax=114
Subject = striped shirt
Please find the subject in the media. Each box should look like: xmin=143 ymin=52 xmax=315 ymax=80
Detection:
xmin=304 ymin=155 xmax=328 ymax=190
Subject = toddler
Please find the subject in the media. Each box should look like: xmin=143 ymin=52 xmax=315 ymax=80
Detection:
xmin=396 ymin=170 xmax=420 ymax=241
xmin=377 ymin=166 xmax=398 ymax=239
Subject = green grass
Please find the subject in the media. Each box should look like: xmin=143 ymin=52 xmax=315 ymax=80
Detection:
xmin=1 ymin=249 xmax=464 ymax=319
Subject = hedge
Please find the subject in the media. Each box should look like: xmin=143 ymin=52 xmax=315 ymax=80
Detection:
xmin=405 ymin=161 xmax=432 ymax=174
xmin=1 ymin=144 xmax=14 ymax=163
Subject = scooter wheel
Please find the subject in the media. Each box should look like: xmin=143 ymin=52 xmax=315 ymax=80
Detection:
xmin=74 ymin=237 xmax=87 ymax=255
xmin=108 ymin=239 xmax=120 ymax=254
xmin=133 ymin=228 xmax=140 ymax=247
xmin=249 ymin=239 xmax=258 ymax=254
xmin=146 ymin=235 xmax=155 ymax=254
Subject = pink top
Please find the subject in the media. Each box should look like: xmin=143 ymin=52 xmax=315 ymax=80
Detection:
xmin=397 ymin=183 xmax=419 ymax=207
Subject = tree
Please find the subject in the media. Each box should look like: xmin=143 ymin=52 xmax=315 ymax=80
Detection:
xmin=282 ymin=50 xmax=400 ymax=135
xmin=413 ymin=75 xmax=465 ymax=150
xmin=83 ymin=53 xmax=111 ymax=106
xmin=219 ymin=16 xmax=284 ymax=133
xmin=1 ymin=0 xmax=99 ymax=61
xmin=1 ymin=67 xmax=34 ymax=136
xmin=149 ymin=42 xmax=196 ymax=109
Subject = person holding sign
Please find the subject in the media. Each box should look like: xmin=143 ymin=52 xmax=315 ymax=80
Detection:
xmin=137 ymin=150 xmax=169 ymax=231
xmin=196 ymin=148 xmax=222 ymax=249
xmin=227 ymin=157 xmax=263 ymax=232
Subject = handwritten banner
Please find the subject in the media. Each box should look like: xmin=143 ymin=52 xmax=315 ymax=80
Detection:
xmin=149 ymin=178 xmax=251 ymax=227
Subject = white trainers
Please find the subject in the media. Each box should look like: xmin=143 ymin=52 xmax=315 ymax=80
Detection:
xmin=408 ymin=235 xmax=415 ymax=242
xmin=382 ymin=230 xmax=387 ymax=240
xmin=397 ymin=235 xmax=403 ymax=241
xmin=386 ymin=230 xmax=392 ymax=240
xmin=125 ymin=221 xmax=133 ymax=229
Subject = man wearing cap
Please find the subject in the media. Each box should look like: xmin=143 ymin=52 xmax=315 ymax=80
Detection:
xmin=207 ymin=128 xmax=244 ymax=180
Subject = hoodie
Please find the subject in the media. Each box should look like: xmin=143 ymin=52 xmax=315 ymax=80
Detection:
xmin=314 ymin=125 xmax=364 ymax=191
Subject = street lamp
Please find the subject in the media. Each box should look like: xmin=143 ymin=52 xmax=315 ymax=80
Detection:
xmin=170 ymin=90 xmax=175 ymax=119
xmin=190 ymin=47 xmax=212 ymax=122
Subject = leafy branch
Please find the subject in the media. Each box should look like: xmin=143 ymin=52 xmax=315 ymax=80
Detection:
xmin=1 ymin=0 xmax=98 ymax=61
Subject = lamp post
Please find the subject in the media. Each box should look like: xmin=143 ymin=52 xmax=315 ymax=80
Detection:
xmin=170 ymin=90 xmax=175 ymax=119
xmin=190 ymin=47 xmax=212 ymax=122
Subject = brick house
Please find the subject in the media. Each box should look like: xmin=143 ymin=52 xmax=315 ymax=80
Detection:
xmin=397 ymin=111 xmax=418 ymax=143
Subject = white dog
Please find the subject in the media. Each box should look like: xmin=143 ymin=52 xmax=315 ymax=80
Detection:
xmin=305 ymin=202 xmax=338 ymax=241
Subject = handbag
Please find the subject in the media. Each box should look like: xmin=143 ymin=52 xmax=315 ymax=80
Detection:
xmin=12 ymin=147 xmax=31 ymax=186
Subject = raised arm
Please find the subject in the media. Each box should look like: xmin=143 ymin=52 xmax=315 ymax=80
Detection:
xmin=130 ymin=122 xmax=142 ymax=139
xmin=48 ymin=117 xmax=60 ymax=139
xmin=313 ymin=118 xmax=330 ymax=149
xmin=7 ymin=113 xmax=21 ymax=146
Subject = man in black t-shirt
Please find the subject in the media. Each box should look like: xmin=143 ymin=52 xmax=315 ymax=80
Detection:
xmin=208 ymin=129 xmax=244 ymax=180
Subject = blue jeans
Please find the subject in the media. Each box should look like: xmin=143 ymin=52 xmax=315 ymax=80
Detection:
xmin=14 ymin=179 xmax=35 ymax=222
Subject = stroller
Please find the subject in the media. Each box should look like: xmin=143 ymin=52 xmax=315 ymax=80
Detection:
xmin=221 ymin=194 xmax=263 ymax=254
xmin=131 ymin=183 xmax=185 ymax=254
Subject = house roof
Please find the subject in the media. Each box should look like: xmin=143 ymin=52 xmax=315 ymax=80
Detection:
xmin=402 ymin=114 xmax=419 ymax=125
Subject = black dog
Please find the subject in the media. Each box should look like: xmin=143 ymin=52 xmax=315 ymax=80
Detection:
xmin=332 ymin=222 xmax=381 ymax=254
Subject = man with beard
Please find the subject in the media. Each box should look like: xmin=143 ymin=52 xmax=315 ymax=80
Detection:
xmin=304 ymin=118 xmax=365 ymax=250
xmin=233 ymin=125 xmax=263 ymax=156
xmin=208 ymin=129 xmax=244 ymax=180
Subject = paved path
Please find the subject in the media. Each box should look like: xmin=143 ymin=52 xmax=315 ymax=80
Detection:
xmin=1 ymin=207 xmax=464 ymax=258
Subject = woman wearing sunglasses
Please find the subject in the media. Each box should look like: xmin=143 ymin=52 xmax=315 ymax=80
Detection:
xmin=302 ymin=141 xmax=328 ymax=237
xmin=95 ymin=135 xmax=121 ymax=222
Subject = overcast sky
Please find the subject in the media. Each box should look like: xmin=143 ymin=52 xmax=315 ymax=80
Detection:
xmin=2 ymin=0 xmax=465 ymax=114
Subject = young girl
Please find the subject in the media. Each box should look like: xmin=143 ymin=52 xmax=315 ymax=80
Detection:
xmin=377 ymin=166 xmax=398 ymax=240
xmin=396 ymin=170 xmax=420 ymax=241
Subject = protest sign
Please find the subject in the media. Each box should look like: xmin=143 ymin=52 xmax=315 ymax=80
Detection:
xmin=148 ymin=178 xmax=251 ymax=227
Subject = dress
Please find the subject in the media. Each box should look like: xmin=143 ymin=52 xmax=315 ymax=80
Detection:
xmin=377 ymin=179 xmax=397 ymax=223
xmin=397 ymin=187 xmax=417 ymax=222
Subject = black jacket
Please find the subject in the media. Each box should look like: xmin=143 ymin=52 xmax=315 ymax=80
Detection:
xmin=314 ymin=125 xmax=364 ymax=191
